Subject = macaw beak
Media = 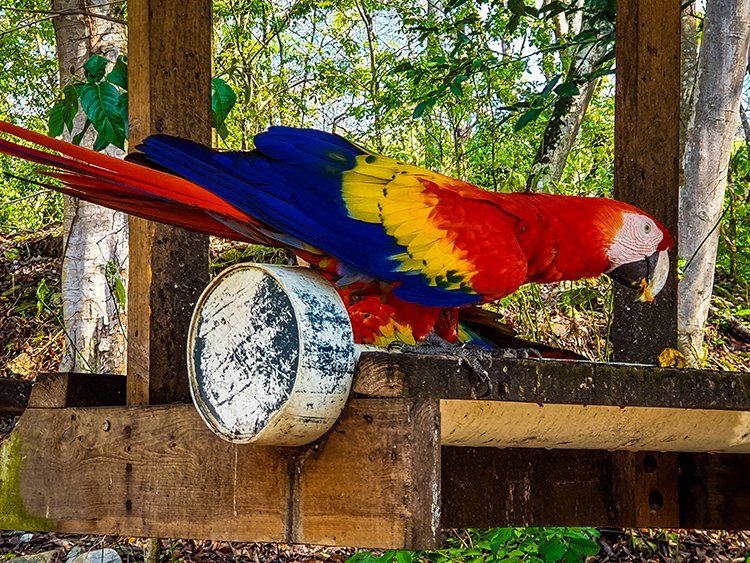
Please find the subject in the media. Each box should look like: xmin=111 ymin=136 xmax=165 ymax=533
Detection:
xmin=606 ymin=250 xmax=670 ymax=302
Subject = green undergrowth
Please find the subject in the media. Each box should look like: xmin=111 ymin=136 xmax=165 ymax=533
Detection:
xmin=347 ymin=528 xmax=601 ymax=563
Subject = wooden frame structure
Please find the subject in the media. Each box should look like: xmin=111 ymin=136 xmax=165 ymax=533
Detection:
xmin=0 ymin=0 xmax=748 ymax=550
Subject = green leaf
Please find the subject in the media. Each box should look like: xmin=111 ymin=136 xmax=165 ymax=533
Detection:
xmin=117 ymin=92 xmax=128 ymax=138
xmin=554 ymin=82 xmax=580 ymax=98
xmin=107 ymin=55 xmax=128 ymax=90
xmin=450 ymin=83 xmax=463 ymax=97
xmin=567 ymin=537 xmax=600 ymax=557
xmin=61 ymin=84 xmax=79 ymax=133
xmin=83 ymin=54 xmax=109 ymax=82
xmin=412 ymin=99 xmax=431 ymax=119
xmin=71 ymin=119 xmax=92 ymax=145
xmin=48 ymin=102 xmax=65 ymax=137
xmin=538 ymin=539 xmax=567 ymax=562
xmin=211 ymin=77 xmax=237 ymax=140
xmin=394 ymin=551 xmax=414 ymax=563
xmin=377 ymin=550 xmax=397 ymax=563
xmin=515 ymin=106 xmax=543 ymax=131
xmin=77 ymin=81 xmax=126 ymax=150
xmin=539 ymin=1 xmax=567 ymax=18
xmin=489 ymin=529 xmax=515 ymax=554
xmin=540 ymin=74 xmax=562 ymax=98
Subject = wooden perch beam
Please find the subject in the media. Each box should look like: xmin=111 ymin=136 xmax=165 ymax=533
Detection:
xmin=0 ymin=399 xmax=440 ymax=548
xmin=355 ymin=353 xmax=750 ymax=453
xmin=1 ymin=353 xmax=749 ymax=546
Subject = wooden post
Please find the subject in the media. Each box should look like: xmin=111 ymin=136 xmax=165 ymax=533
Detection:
xmin=126 ymin=0 xmax=212 ymax=405
xmin=612 ymin=0 xmax=681 ymax=363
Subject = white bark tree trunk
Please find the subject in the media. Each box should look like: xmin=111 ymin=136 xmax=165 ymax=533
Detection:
xmin=678 ymin=0 xmax=750 ymax=366
xmin=53 ymin=0 xmax=128 ymax=374
xmin=527 ymin=1 xmax=607 ymax=192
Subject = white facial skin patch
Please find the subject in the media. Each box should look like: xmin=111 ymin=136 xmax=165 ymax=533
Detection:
xmin=606 ymin=212 xmax=664 ymax=272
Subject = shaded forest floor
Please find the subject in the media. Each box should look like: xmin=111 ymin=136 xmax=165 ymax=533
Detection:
xmin=1 ymin=228 xmax=750 ymax=562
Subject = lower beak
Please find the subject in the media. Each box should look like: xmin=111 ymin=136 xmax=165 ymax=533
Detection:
xmin=606 ymin=250 xmax=670 ymax=302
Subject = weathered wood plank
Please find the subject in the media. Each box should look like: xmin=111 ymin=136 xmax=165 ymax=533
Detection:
xmin=678 ymin=453 xmax=750 ymax=529
xmin=611 ymin=452 xmax=679 ymax=527
xmin=0 ymin=399 xmax=440 ymax=549
xmin=612 ymin=0 xmax=681 ymax=362
xmin=126 ymin=0 xmax=212 ymax=405
xmin=442 ymin=448 xmax=750 ymax=530
xmin=354 ymin=352 xmax=750 ymax=409
xmin=440 ymin=400 xmax=750 ymax=452
xmin=442 ymin=448 xmax=623 ymax=528
xmin=295 ymin=399 xmax=440 ymax=547
xmin=28 ymin=373 xmax=125 ymax=409
xmin=0 ymin=379 xmax=32 ymax=416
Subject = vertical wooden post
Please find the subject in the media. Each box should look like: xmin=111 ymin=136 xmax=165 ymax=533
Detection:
xmin=126 ymin=0 xmax=212 ymax=404
xmin=612 ymin=0 xmax=681 ymax=363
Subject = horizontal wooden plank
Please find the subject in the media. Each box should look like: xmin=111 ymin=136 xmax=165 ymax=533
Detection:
xmin=28 ymin=373 xmax=126 ymax=409
xmin=440 ymin=400 xmax=750 ymax=452
xmin=354 ymin=352 xmax=750 ymax=410
xmin=0 ymin=399 xmax=440 ymax=549
xmin=0 ymin=378 xmax=32 ymax=416
xmin=442 ymin=448 xmax=750 ymax=530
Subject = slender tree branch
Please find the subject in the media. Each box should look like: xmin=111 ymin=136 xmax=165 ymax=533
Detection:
xmin=0 ymin=4 xmax=127 ymax=30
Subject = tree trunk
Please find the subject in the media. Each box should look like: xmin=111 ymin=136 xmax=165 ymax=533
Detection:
xmin=53 ymin=0 xmax=128 ymax=374
xmin=678 ymin=0 xmax=750 ymax=366
xmin=526 ymin=3 xmax=607 ymax=193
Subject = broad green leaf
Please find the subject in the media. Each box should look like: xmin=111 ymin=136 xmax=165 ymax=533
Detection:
xmin=117 ymin=92 xmax=128 ymax=137
xmin=515 ymin=106 xmax=543 ymax=131
xmin=538 ymin=539 xmax=567 ymax=562
xmin=48 ymin=102 xmax=65 ymax=137
xmin=71 ymin=119 xmax=92 ymax=145
xmin=107 ymin=55 xmax=128 ymax=90
xmin=77 ymin=81 xmax=126 ymax=149
xmin=211 ymin=77 xmax=237 ymax=140
xmin=554 ymin=82 xmax=580 ymax=98
xmin=540 ymin=74 xmax=562 ymax=98
xmin=567 ymin=537 xmax=600 ymax=556
xmin=83 ymin=54 xmax=108 ymax=82
xmin=489 ymin=528 xmax=515 ymax=553
xmin=61 ymin=84 xmax=79 ymax=133
xmin=412 ymin=99 xmax=434 ymax=119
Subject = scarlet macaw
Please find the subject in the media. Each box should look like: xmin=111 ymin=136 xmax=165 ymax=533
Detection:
xmin=0 ymin=121 xmax=673 ymax=347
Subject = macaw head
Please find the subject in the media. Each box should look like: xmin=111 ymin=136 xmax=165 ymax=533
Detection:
xmin=604 ymin=210 xmax=674 ymax=302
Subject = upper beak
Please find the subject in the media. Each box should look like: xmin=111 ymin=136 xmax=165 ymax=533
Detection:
xmin=606 ymin=250 xmax=670 ymax=302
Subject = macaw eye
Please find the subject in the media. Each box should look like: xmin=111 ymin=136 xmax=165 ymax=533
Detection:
xmin=643 ymin=222 xmax=652 ymax=234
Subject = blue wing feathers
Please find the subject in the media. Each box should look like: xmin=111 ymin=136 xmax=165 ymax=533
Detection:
xmin=136 ymin=127 xmax=481 ymax=307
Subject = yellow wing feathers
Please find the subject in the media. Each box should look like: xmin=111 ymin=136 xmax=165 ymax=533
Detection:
xmin=342 ymin=154 xmax=477 ymax=290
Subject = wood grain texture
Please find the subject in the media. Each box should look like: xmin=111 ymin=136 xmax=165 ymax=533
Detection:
xmin=354 ymin=352 xmax=750 ymax=409
xmin=612 ymin=0 xmax=681 ymax=362
xmin=612 ymin=452 xmax=679 ymax=527
xmin=440 ymin=400 xmax=750 ymax=452
xmin=126 ymin=0 xmax=212 ymax=405
xmin=28 ymin=373 xmax=125 ymax=409
xmin=442 ymin=448 xmax=750 ymax=529
xmin=1 ymin=399 xmax=440 ymax=549
xmin=679 ymin=453 xmax=750 ymax=529
xmin=0 ymin=379 xmax=32 ymax=416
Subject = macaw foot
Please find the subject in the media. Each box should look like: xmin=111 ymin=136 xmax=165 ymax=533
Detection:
xmin=389 ymin=332 xmax=543 ymax=396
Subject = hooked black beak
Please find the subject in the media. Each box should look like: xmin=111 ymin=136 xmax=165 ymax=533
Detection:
xmin=606 ymin=250 xmax=670 ymax=302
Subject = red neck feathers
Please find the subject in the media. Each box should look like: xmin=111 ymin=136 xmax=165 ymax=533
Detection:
xmin=494 ymin=193 xmax=649 ymax=285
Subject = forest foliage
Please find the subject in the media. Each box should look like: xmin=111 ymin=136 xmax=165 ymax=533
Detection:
xmin=0 ymin=1 xmax=749 ymax=561
xmin=1 ymin=0 xmax=748 ymax=362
